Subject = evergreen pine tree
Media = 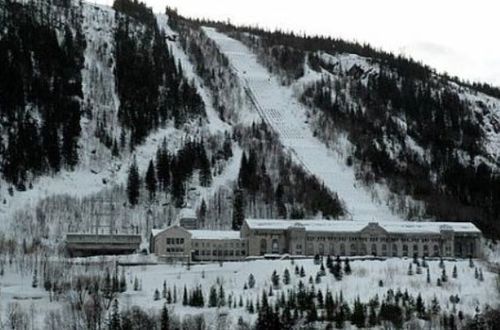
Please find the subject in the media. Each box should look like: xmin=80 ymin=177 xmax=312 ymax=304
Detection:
xmin=127 ymin=157 xmax=140 ymax=206
xmin=109 ymin=299 xmax=121 ymax=330
xmin=332 ymin=256 xmax=342 ymax=280
xmin=319 ymin=262 xmax=326 ymax=276
xmin=283 ymin=268 xmax=290 ymax=285
xmin=416 ymin=293 xmax=425 ymax=318
xmin=368 ymin=304 xmax=378 ymax=327
xmin=351 ymin=298 xmax=365 ymax=328
xmin=162 ymin=280 xmax=167 ymax=299
xmin=431 ymin=296 xmax=440 ymax=315
xmin=441 ymin=268 xmax=448 ymax=282
xmin=248 ymin=274 xmax=256 ymax=289
xmin=198 ymin=145 xmax=212 ymax=187
xmin=232 ymin=188 xmax=245 ymax=230
xmin=452 ymin=265 xmax=457 ymax=278
xmin=182 ymin=286 xmax=188 ymax=305
xmin=344 ymin=258 xmax=351 ymax=275
xmin=271 ymin=270 xmax=280 ymax=289
xmin=133 ymin=276 xmax=139 ymax=291
xmin=145 ymin=159 xmax=157 ymax=200
xmin=32 ymin=267 xmax=38 ymax=288
xmin=154 ymin=289 xmax=160 ymax=301
xmin=119 ymin=268 xmax=126 ymax=292
xmin=160 ymin=304 xmax=169 ymax=330
xmin=209 ymin=286 xmax=218 ymax=307
xmin=218 ymin=284 xmax=226 ymax=307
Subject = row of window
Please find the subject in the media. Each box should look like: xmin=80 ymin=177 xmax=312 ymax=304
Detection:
xmin=166 ymin=238 xmax=185 ymax=245
xmin=193 ymin=241 xmax=245 ymax=248
xmin=306 ymin=236 xmax=441 ymax=243
xmin=310 ymin=242 xmax=448 ymax=257
xmin=166 ymin=247 xmax=184 ymax=253
xmin=194 ymin=249 xmax=246 ymax=257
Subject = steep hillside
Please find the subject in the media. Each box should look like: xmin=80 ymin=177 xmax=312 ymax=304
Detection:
xmin=0 ymin=0 xmax=350 ymax=245
xmin=165 ymin=13 xmax=500 ymax=237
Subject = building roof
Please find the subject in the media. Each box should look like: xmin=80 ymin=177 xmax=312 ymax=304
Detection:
xmin=244 ymin=219 xmax=481 ymax=235
xmin=151 ymin=229 xmax=164 ymax=237
xmin=189 ymin=230 xmax=241 ymax=240
xmin=151 ymin=226 xmax=241 ymax=240
xmin=178 ymin=208 xmax=197 ymax=219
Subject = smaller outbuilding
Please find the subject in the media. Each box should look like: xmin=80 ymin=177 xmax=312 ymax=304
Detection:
xmin=150 ymin=225 xmax=246 ymax=262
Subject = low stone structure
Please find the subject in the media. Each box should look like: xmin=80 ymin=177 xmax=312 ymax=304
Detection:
xmin=66 ymin=233 xmax=142 ymax=257
xmin=150 ymin=226 xmax=246 ymax=262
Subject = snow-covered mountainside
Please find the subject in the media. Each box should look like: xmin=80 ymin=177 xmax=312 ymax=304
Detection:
xmin=1 ymin=0 xmax=500 ymax=242
xmin=0 ymin=0 xmax=344 ymax=242
xmin=3 ymin=1 xmax=500 ymax=329
xmin=165 ymin=16 xmax=500 ymax=237
xmin=202 ymin=27 xmax=402 ymax=222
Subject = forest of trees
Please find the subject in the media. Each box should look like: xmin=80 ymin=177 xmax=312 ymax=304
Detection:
xmin=113 ymin=0 xmax=205 ymax=146
xmin=167 ymin=7 xmax=247 ymax=124
xmin=300 ymin=64 xmax=500 ymax=236
xmin=0 ymin=1 xmax=85 ymax=188
xmin=126 ymin=136 xmax=224 ymax=208
xmin=230 ymin=122 xmax=344 ymax=230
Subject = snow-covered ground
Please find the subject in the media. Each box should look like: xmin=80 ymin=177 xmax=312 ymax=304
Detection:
xmin=2 ymin=256 xmax=494 ymax=328
xmin=87 ymin=257 xmax=500 ymax=326
xmin=203 ymin=27 xmax=402 ymax=222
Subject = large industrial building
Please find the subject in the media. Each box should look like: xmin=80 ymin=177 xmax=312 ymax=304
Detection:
xmin=150 ymin=219 xmax=482 ymax=262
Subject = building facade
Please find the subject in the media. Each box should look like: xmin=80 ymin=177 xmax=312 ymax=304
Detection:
xmin=66 ymin=233 xmax=142 ymax=257
xmin=151 ymin=219 xmax=482 ymax=262
xmin=178 ymin=208 xmax=198 ymax=230
xmin=241 ymin=220 xmax=482 ymax=258
xmin=150 ymin=226 xmax=247 ymax=262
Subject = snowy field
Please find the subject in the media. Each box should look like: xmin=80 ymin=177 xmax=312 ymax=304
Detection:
xmin=203 ymin=27 xmax=402 ymax=222
xmin=1 ymin=256 xmax=497 ymax=328
xmin=124 ymin=258 xmax=497 ymax=315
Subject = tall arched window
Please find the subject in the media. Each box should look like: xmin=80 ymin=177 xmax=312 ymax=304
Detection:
xmin=392 ymin=244 xmax=398 ymax=257
xmin=402 ymin=244 xmax=408 ymax=257
xmin=318 ymin=243 xmax=325 ymax=255
xmin=361 ymin=244 xmax=367 ymax=255
xmin=433 ymin=244 xmax=439 ymax=257
xmin=371 ymin=244 xmax=377 ymax=256
xmin=260 ymin=239 xmax=267 ymax=255
xmin=382 ymin=244 xmax=387 ymax=256
xmin=350 ymin=243 xmax=357 ymax=256
xmin=329 ymin=243 xmax=335 ymax=256
xmin=340 ymin=244 xmax=346 ymax=256
xmin=271 ymin=239 xmax=279 ymax=254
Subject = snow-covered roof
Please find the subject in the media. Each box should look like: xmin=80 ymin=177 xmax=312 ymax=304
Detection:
xmin=151 ymin=227 xmax=241 ymax=240
xmin=178 ymin=208 xmax=197 ymax=219
xmin=244 ymin=219 xmax=481 ymax=235
xmin=189 ymin=230 xmax=241 ymax=240
xmin=151 ymin=229 xmax=163 ymax=237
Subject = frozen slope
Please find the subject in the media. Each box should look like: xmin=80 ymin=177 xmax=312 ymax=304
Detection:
xmin=203 ymin=27 xmax=402 ymax=221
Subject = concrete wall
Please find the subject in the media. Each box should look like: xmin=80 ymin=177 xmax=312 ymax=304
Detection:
xmin=153 ymin=226 xmax=192 ymax=261
xmin=192 ymin=238 xmax=247 ymax=261
xmin=244 ymin=228 xmax=481 ymax=258
xmin=66 ymin=234 xmax=141 ymax=257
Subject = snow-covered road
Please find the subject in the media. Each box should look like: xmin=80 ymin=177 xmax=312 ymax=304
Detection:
xmin=203 ymin=27 xmax=402 ymax=221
